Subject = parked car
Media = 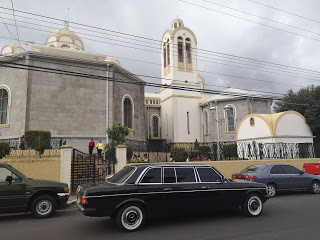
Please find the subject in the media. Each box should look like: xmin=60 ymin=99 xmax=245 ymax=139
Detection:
xmin=232 ymin=164 xmax=320 ymax=197
xmin=0 ymin=163 xmax=69 ymax=218
xmin=77 ymin=163 xmax=269 ymax=232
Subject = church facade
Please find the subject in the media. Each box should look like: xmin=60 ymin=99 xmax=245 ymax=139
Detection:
xmin=0 ymin=21 xmax=146 ymax=152
xmin=145 ymin=19 xmax=272 ymax=144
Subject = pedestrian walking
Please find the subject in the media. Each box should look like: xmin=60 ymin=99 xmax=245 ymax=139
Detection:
xmin=88 ymin=139 xmax=95 ymax=157
xmin=19 ymin=135 xmax=25 ymax=150
xmin=96 ymin=140 xmax=104 ymax=157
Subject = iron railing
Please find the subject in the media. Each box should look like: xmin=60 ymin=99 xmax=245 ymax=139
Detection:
xmin=0 ymin=138 xmax=66 ymax=150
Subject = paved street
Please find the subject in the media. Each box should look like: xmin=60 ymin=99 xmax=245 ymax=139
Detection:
xmin=1 ymin=192 xmax=319 ymax=240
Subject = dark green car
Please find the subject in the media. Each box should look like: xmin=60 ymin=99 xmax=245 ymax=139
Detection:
xmin=0 ymin=163 xmax=69 ymax=218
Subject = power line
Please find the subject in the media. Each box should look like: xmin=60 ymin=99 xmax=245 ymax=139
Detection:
xmin=0 ymin=60 xmax=279 ymax=99
xmin=179 ymin=0 xmax=320 ymax=42
xmin=1 ymin=6 xmax=320 ymax=77
xmin=248 ymin=0 xmax=320 ymax=25
xmin=1 ymin=19 xmax=320 ymax=86
xmin=0 ymin=36 xmax=309 ymax=91
xmin=203 ymin=0 xmax=320 ymax=37
xmin=9 ymin=0 xmax=21 ymax=54
xmin=2 ymin=56 xmax=320 ymax=106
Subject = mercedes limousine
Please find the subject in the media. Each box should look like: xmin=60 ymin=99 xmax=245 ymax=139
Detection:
xmin=77 ymin=164 xmax=269 ymax=231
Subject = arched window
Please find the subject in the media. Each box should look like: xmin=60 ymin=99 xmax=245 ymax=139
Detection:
xmin=178 ymin=37 xmax=184 ymax=63
xmin=163 ymin=42 xmax=167 ymax=67
xmin=185 ymin=38 xmax=192 ymax=64
xmin=123 ymin=96 xmax=133 ymax=128
xmin=61 ymin=44 xmax=70 ymax=49
xmin=203 ymin=110 xmax=208 ymax=136
xmin=151 ymin=115 xmax=160 ymax=138
xmin=0 ymin=87 xmax=9 ymax=125
xmin=49 ymin=44 xmax=55 ymax=48
xmin=225 ymin=105 xmax=236 ymax=132
xmin=174 ymin=23 xmax=177 ymax=28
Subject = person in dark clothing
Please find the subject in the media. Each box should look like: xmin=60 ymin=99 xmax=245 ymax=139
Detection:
xmin=20 ymin=135 xmax=25 ymax=150
xmin=88 ymin=139 xmax=95 ymax=157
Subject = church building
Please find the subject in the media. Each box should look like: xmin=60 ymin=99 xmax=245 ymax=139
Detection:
xmin=145 ymin=18 xmax=272 ymax=144
xmin=0 ymin=21 xmax=146 ymax=152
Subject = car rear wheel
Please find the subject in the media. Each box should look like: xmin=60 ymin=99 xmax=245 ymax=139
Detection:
xmin=311 ymin=181 xmax=320 ymax=194
xmin=242 ymin=193 xmax=263 ymax=217
xmin=116 ymin=203 xmax=146 ymax=232
xmin=31 ymin=194 xmax=56 ymax=219
xmin=266 ymin=183 xmax=276 ymax=197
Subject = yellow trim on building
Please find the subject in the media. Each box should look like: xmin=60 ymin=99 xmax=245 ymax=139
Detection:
xmin=0 ymin=124 xmax=10 ymax=128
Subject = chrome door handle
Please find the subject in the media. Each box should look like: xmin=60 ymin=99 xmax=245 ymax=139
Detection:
xmin=201 ymin=186 xmax=209 ymax=189
xmin=164 ymin=188 xmax=172 ymax=191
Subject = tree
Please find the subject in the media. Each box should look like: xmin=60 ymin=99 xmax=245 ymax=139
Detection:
xmin=274 ymin=85 xmax=320 ymax=141
xmin=106 ymin=123 xmax=130 ymax=160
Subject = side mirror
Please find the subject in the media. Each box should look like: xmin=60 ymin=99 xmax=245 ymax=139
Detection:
xmin=5 ymin=175 xmax=13 ymax=183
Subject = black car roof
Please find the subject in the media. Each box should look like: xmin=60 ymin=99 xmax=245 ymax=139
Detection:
xmin=128 ymin=163 xmax=216 ymax=168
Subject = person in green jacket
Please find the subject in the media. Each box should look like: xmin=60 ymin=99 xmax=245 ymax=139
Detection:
xmin=96 ymin=140 xmax=104 ymax=157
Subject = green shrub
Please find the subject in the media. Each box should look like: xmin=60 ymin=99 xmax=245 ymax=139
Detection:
xmin=222 ymin=144 xmax=238 ymax=160
xmin=170 ymin=147 xmax=187 ymax=162
xmin=127 ymin=146 xmax=133 ymax=160
xmin=0 ymin=142 xmax=10 ymax=159
xmin=25 ymin=130 xmax=51 ymax=154
xmin=189 ymin=150 xmax=201 ymax=160
xmin=199 ymin=145 xmax=211 ymax=154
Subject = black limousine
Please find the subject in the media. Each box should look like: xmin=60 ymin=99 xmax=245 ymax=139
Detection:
xmin=77 ymin=164 xmax=269 ymax=231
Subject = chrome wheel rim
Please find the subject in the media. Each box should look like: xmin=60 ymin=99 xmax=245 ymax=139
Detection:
xmin=36 ymin=200 xmax=52 ymax=216
xmin=267 ymin=185 xmax=276 ymax=197
xmin=313 ymin=182 xmax=320 ymax=193
xmin=247 ymin=196 xmax=262 ymax=216
xmin=121 ymin=206 xmax=143 ymax=230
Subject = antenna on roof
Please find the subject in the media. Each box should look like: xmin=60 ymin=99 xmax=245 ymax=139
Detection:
xmin=227 ymin=82 xmax=230 ymax=88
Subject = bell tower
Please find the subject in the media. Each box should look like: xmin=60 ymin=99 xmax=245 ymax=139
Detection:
xmin=160 ymin=19 xmax=203 ymax=143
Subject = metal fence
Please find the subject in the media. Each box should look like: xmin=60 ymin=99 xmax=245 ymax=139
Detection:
xmin=0 ymin=138 xmax=65 ymax=150
xmin=126 ymin=140 xmax=317 ymax=162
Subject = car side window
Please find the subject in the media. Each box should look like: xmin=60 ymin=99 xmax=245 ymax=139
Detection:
xmin=282 ymin=165 xmax=301 ymax=174
xmin=197 ymin=167 xmax=221 ymax=182
xmin=163 ymin=168 xmax=176 ymax=183
xmin=0 ymin=167 xmax=20 ymax=183
xmin=270 ymin=165 xmax=285 ymax=174
xmin=175 ymin=168 xmax=196 ymax=183
xmin=140 ymin=168 xmax=161 ymax=184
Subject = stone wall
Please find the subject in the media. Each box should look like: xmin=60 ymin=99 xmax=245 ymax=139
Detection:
xmin=112 ymin=68 xmax=146 ymax=141
xmin=0 ymin=58 xmax=28 ymax=139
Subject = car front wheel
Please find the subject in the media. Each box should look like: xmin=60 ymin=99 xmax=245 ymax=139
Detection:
xmin=116 ymin=203 xmax=146 ymax=232
xmin=311 ymin=181 xmax=320 ymax=194
xmin=31 ymin=195 xmax=56 ymax=219
xmin=266 ymin=183 xmax=276 ymax=197
xmin=242 ymin=193 xmax=263 ymax=217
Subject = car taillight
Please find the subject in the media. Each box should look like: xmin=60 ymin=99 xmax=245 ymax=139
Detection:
xmin=80 ymin=197 xmax=88 ymax=205
xmin=246 ymin=175 xmax=257 ymax=180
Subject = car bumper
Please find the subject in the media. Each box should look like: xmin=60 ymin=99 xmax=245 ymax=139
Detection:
xmin=57 ymin=193 xmax=69 ymax=208
xmin=77 ymin=201 xmax=98 ymax=216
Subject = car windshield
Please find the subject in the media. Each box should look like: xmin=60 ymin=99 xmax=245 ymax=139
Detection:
xmin=108 ymin=166 xmax=135 ymax=184
xmin=241 ymin=165 xmax=267 ymax=173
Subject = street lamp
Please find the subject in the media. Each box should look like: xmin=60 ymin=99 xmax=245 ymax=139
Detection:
xmin=210 ymin=105 xmax=232 ymax=161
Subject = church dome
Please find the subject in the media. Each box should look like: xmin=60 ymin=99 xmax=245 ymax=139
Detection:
xmin=46 ymin=21 xmax=84 ymax=51
xmin=171 ymin=18 xmax=184 ymax=29
xmin=1 ymin=44 xmax=26 ymax=56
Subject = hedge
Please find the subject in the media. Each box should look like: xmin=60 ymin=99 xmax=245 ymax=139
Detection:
xmin=170 ymin=147 xmax=187 ymax=162
xmin=0 ymin=142 xmax=10 ymax=159
xmin=25 ymin=130 xmax=51 ymax=153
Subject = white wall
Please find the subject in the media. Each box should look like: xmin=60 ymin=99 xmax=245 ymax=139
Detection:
xmin=237 ymin=117 xmax=272 ymax=140
xmin=276 ymin=113 xmax=312 ymax=136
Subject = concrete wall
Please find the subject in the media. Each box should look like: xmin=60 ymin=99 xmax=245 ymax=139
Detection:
xmin=27 ymin=55 xmax=107 ymax=138
xmin=187 ymin=158 xmax=320 ymax=178
xmin=201 ymin=99 xmax=272 ymax=143
xmin=1 ymin=155 xmax=61 ymax=182
xmin=112 ymin=69 xmax=146 ymax=141
xmin=0 ymin=58 xmax=28 ymax=139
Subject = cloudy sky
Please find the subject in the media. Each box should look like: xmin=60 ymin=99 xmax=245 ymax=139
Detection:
xmin=1 ymin=0 xmax=320 ymax=98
